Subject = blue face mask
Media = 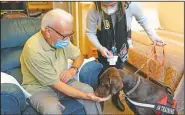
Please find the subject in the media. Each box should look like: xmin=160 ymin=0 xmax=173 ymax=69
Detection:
xmin=53 ymin=40 xmax=69 ymax=49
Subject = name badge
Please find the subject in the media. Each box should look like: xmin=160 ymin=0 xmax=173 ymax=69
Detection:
xmin=103 ymin=20 xmax=110 ymax=30
xmin=118 ymin=43 xmax=128 ymax=62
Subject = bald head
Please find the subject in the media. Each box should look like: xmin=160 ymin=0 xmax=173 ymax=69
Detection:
xmin=41 ymin=8 xmax=73 ymax=30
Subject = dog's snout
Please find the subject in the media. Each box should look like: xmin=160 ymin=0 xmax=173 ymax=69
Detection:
xmin=94 ymin=86 xmax=111 ymax=98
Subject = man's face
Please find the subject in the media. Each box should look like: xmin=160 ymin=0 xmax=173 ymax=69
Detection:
xmin=47 ymin=22 xmax=74 ymax=43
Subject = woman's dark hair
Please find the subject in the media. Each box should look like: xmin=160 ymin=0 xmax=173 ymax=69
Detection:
xmin=124 ymin=1 xmax=131 ymax=9
xmin=94 ymin=1 xmax=131 ymax=12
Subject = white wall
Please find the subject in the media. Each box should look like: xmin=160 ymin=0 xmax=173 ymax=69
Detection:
xmin=137 ymin=2 xmax=184 ymax=33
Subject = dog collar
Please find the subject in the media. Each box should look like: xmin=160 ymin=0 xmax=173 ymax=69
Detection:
xmin=126 ymin=75 xmax=141 ymax=96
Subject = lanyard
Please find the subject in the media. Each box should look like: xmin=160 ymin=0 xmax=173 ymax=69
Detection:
xmin=102 ymin=11 xmax=117 ymax=55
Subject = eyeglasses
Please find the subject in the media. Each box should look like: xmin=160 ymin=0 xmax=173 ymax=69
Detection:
xmin=48 ymin=26 xmax=74 ymax=41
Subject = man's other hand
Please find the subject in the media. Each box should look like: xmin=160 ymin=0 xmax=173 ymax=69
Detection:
xmin=60 ymin=68 xmax=76 ymax=83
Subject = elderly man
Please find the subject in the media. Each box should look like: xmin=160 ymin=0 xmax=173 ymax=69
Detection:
xmin=20 ymin=9 xmax=103 ymax=114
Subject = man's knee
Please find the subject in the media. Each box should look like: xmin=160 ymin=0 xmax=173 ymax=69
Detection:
xmin=71 ymin=81 xmax=94 ymax=93
xmin=81 ymin=84 xmax=94 ymax=93
xmin=30 ymin=91 xmax=65 ymax=115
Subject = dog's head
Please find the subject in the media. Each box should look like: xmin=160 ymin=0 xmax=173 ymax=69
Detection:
xmin=95 ymin=67 xmax=123 ymax=98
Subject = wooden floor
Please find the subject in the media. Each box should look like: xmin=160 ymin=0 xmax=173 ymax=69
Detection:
xmin=103 ymin=94 xmax=134 ymax=115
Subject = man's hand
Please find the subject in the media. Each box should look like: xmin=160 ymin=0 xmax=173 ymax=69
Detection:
xmin=153 ymin=38 xmax=166 ymax=46
xmin=99 ymin=46 xmax=112 ymax=58
xmin=87 ymin=93 xmax=110 ymax=102
xmin=60 ymin=68 xmax=76 ymax=83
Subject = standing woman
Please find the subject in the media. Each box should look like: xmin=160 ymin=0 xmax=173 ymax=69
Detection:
xmin=86 ymin=1 xmax=166 ymax=111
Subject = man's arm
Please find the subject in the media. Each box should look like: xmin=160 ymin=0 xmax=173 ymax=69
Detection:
xmin=71 ymin=53 xmax=84 ymax=71
xmin=52 ymin=81 xmax=89 ymax=99
xmin=60 ymin=54 xmax=84 ymax=82
xmin=60 ymin=43 xmax=84 ymax=82
xmin=22 ymin=48 xmax=101 ymax=101
xmin=52 ymin=81 xmax=105 ymax=102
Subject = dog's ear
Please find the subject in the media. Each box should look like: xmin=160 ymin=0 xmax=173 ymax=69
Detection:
xmin=104 ymin=77 xmax=111 ymax=87
xmin=109 ymin=77 xmax=123 ymax=95
xmin=99 ymin=68 xmax=114 ymax=82
xmin=109 ymin=68 xmax=124 ymax=95
xmin=99 ymin=69 xmax=109 ymax=80
xmin=109 ymin=78 xmax=118 ymax=94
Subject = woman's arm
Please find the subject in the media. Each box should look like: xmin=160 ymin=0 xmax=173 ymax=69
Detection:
xmin=86 ymin=4 xmax=102 ymax=50
xmin=131 ymin=2 xmax=159 ymax=42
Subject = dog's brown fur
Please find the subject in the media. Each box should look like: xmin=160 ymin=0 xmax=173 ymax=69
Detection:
xmin=94 ymin=67 xmax=123 ymax=97
xmin=95 ymin=67 xmax=177 ymax=115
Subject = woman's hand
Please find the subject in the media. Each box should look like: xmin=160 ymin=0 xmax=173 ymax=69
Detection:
xmin=99 ymin=46 xmax=112 ymax=58
xmin=153 ymin=38 xmax=166 ymax=46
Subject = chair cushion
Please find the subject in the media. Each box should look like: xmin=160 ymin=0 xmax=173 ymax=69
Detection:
xmin=22 ymin=102 xmax=40 ymax=115
xmin=1 ymin=83 xmax=27 ymax=111
xmin=79 ymin=61 xmax=103 ymax=89
xmin=1 ymin=46 xmax=23 ymax=71
xmin=6 ymin=68 xmax=22 ymax=84
xmin=1 ymin=17 xmax=41 ymax=49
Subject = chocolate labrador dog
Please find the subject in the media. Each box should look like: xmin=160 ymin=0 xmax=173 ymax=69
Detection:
xmin=95 ymin=67 xmax=177 ymax=115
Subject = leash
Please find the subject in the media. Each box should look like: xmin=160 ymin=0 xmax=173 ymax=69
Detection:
xmin=133 ymin=54 xmax=156 ymax=75
xmin=121 ymin=44 xmax=178 ymax=115
xmin=133 ymin=43 xmax=165 ymax=77
xmin=121 ymin=44 xmax=165 ymax=99
xmin=148 ymin=44 xmax=165 ymax=79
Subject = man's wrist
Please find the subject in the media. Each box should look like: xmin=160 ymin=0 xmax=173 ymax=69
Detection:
xmin=71 ymin=66 xmax=79 ymax=74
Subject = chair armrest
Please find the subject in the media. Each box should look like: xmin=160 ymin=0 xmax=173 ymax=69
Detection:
xmin=1 ymin=83 xmax=27 ymax=113
xmin=79 ymin=61 xmax=103 ymax=89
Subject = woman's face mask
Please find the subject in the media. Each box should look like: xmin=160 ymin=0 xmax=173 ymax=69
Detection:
xmin=52 ymin=40 xmax=69 ymax=49
xmin=101 ymin=2 xmax=118 ymax=15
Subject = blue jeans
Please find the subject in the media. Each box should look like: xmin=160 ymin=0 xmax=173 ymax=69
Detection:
xmin=1 ymin=83 xmax=26 ymax=115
